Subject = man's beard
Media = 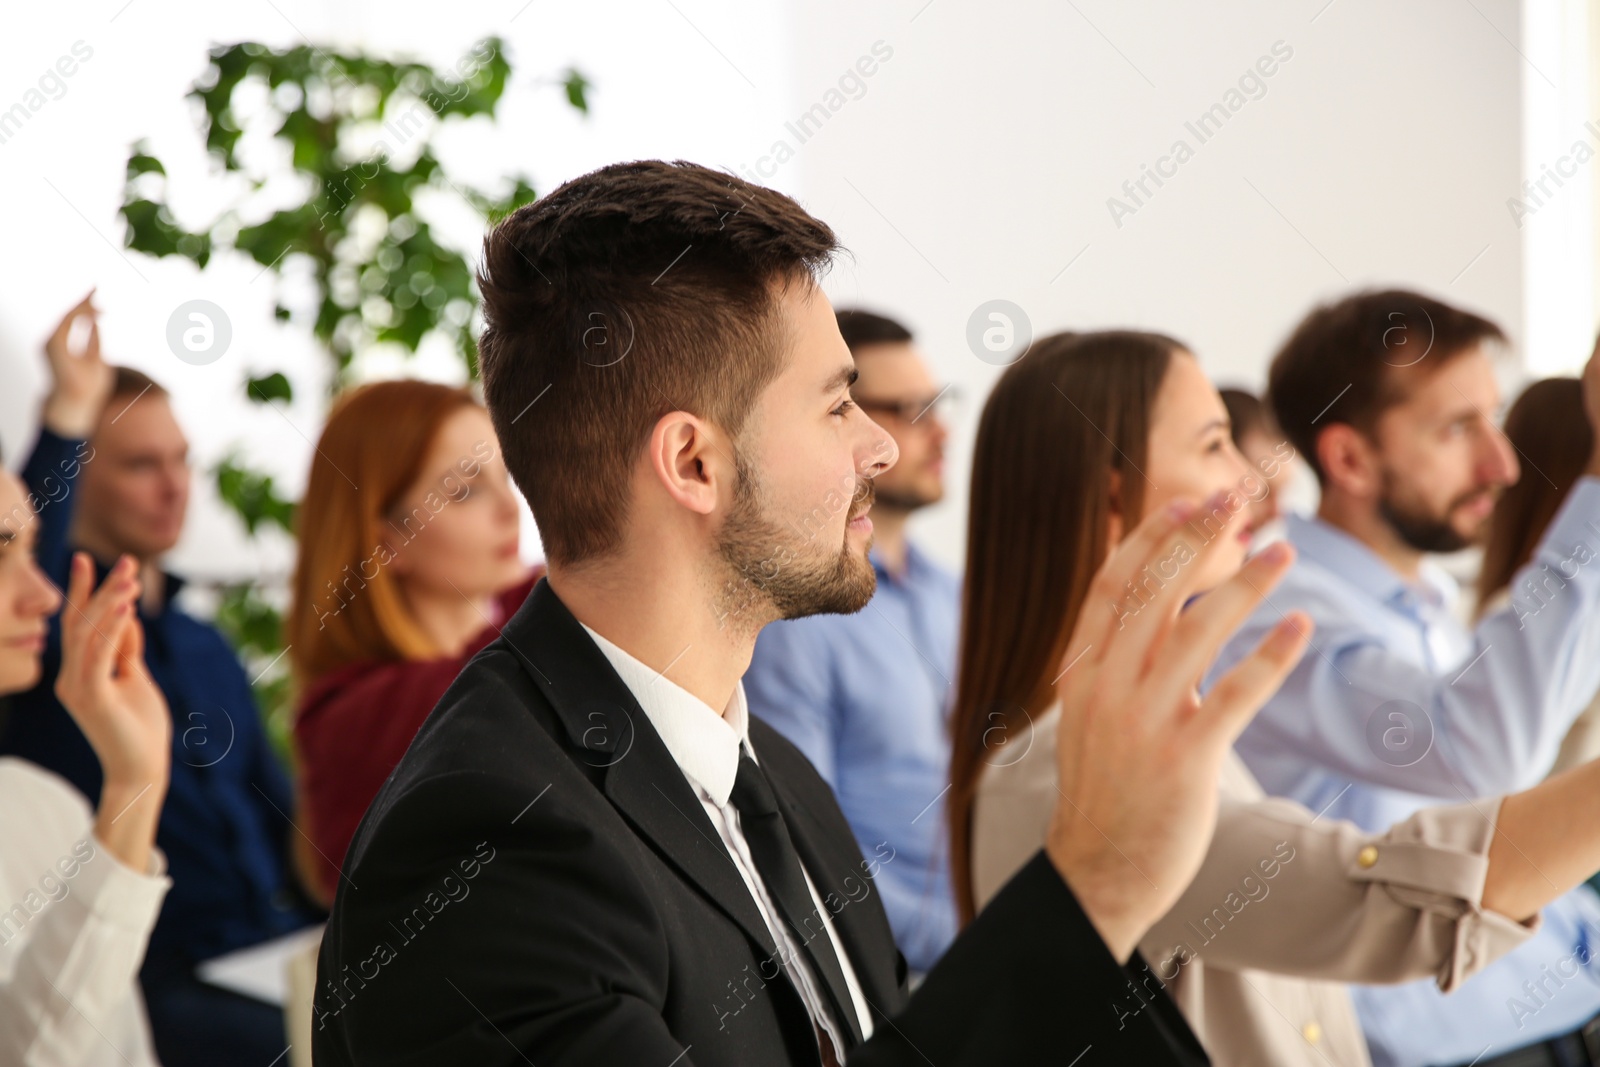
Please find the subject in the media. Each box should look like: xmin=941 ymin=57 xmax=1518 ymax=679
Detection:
xmin=873 ymin=453 xmax=945 ymax=513
xmin=712 ymin=450 xmax=878 ymax=632
xmin=872 ymin=480 xmax=940 ymax=513
xmin=1377 ymin=466 xmax=1495 ymax=554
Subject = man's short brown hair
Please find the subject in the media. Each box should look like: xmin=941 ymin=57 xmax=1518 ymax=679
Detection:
xmin=1267 ymin=288 xmax=1507 ymax=484
xmin=477 ymin=161 xmax=841 ymax=568
xmin=108 ymin=365 xmax=167 ymax=404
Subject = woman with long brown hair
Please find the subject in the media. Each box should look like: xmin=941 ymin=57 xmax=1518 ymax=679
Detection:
xmin=951 ymin=329 xmax=1600 ymax=1066
xmin=288 ymin=380 xmax=540 ymax=904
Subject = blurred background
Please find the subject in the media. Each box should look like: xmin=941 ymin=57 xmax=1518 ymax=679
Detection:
xmin=1 ymin=0 xmax=1595 ymax=717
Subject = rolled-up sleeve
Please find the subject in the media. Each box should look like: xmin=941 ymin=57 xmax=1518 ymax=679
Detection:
xmin=1141 ymin=791 xmax=1537 ymax=992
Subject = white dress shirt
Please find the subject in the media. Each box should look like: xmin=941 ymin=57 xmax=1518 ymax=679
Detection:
xmin=0 ymin=757 xmax=170 ymax=1067
xmin=579 ymin=622 xmax=875 ymax=1058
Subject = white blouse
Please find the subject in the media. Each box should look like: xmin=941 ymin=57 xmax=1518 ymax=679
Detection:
xmin=0 ymin=757 xmax=170 ymax=1067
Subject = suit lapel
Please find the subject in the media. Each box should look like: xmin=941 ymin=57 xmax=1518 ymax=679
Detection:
xmin=497 ymin=579 xmax=782 ymax=961
xmin=764 ymin=755 xmax=906 ymax=1021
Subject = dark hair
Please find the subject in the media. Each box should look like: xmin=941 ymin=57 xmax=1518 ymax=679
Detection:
xmin=1476 ymin=377 xmax=1593 ymax=614
xmin=948 ymin=328 xmax=1182 ymax=924
xmin=835 ymin=308 xmax=912 ymax=353
xmin=1218 ymin=387 xmax=1274 ymax=448
xmin=109 ymin=365 xmax=167 ymax=403
xmin=1267 ymin=289 xmax=1506 ymax=484
xmin=476 ymin=161 xmax=842 ymax=568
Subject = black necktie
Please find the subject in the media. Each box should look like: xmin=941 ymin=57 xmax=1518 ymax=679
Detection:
xmin=729 ymin=750 xmax=865 ymax=1052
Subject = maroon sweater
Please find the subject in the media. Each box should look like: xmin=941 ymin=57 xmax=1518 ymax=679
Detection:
xmin=294 ymin=569 xmax=543 ymax=898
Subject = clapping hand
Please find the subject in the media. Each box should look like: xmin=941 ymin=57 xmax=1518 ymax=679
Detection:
xmin=55 ymin=552 xmax=170 ymax=871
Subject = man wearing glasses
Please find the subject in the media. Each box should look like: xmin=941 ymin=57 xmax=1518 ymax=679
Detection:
xmin=744 ymin=308 xmax=963 ymax=981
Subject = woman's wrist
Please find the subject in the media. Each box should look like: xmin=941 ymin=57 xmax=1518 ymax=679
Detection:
xmin=98 ymin=775 xmax=167 ymax=831
xmin=95 ymin=776 xmax=165 ymax=871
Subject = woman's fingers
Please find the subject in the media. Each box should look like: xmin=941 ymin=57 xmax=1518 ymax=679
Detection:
xmin=63 ymin=555 xmax=139 ymax=689
xmin=1096 ymin=490 xmax=1251 ymax=690
xmin=1194 ymin=610 xmax=1314 ymax=746
xmin=1158 ymin=540 xmax=1298 ymax=699
xmin=1070 ymin=495 xmax=1199 ymax=669
xmin=60 ymin=551 xmax=93 ymax=651
xmin=114 ymin=598 xmax=148 ymax=682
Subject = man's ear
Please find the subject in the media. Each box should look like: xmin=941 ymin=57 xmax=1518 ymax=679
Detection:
xmin=647 ymin=410 xmax=723 ymax=517
xmin=1315 ymin=423 xmax=1381 ymax=499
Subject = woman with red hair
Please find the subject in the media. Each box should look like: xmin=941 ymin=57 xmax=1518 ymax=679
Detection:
xmin=287 ymin=380 xmax=540 ymax=905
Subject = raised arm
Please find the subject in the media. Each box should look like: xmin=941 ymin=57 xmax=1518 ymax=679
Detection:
xmin=1151 ymin=732 xmax=1600 ymax=983
xmin=20 ymin=293 xmax=112 ymax=589
xmin=38 ymin=292 xmax=113 ymax=441
xmin=1219 ymin=351 xmax=1600 ymax=799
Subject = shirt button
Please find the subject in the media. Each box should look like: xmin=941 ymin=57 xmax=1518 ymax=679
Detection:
xmin=1302 ymin=1021 xmax=1322 ymax=1045
xmin=1357 ymin=845 xmax=1379 ymax=869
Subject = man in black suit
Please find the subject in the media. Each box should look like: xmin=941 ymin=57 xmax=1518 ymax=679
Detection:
xmin=312 ymin=160 xmax=1313 ymax=1065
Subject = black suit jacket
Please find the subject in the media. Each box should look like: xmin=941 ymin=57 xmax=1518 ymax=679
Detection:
xmin=313 ymin=578 xmax=1207 ymax=1065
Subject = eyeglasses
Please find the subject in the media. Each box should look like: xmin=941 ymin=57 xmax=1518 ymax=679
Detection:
xmin=852 ymin=386 xmax=961 ymax=424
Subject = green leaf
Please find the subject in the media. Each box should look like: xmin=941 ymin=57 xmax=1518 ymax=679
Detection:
xmin=563 ymin=68 xmax=591 ymax=114
xmin=246 ymin=372 xmax=293 ymax=403
xmin=125 ymin=145 xmax=166 ymax=178
xmin=215 ymin=454 xmax=297 ymax=536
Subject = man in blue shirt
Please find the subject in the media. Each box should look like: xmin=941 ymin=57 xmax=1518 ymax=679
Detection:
xmin=743 ymin=309 xmax=961 ymax=977
xmin=1210 ymin=289 xmax=1600 ymax=1067
xmin=2 ymin=294 xmax=319 ymax=1067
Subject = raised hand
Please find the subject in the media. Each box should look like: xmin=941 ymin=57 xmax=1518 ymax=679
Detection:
xmin=1044 ymin=492 xmax=1313 ymax=960
xmin=55 ymin=551 xmax=170 ymax=870
xmin=41 ymin=291 xmax=114 ymax=439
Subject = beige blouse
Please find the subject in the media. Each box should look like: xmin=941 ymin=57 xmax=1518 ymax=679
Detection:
xmin=972 ymin=706 xmax=1539 ymax=1067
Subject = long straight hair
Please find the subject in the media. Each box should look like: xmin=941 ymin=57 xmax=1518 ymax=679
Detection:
xmin=1476 ymin=377 xmax=1592 ymax=615
xmin=285 ymin=379 xmax=479 ymax=688
xmin=948 ymin=329 xmax=1182 ymax=923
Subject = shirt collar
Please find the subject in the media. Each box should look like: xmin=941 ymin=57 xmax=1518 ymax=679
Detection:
xmin=578 ymin=621 xmax=750 ymax=806
xmin=1285 ymin=513 xmax=1457 ymax=616
xmin=870 ymin=539 xmax=924 ymax=586
xmin=87 ymin=552 xmax=185 ymax=616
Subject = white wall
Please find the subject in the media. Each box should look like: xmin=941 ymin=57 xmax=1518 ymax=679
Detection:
xmin=1520 ymin=0 xmax=1596 ymax=377
xmin=0 ymin=0 xmax=1562 ymax=580
xmin=789 ymin=0 xmax=1534 ymax=571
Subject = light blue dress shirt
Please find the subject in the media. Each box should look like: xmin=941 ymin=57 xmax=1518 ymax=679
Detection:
xmin=743 ymin=540 xmax=961 ymax=975
xmin=1209 ymin=478 xmax=1600 ymax=1067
